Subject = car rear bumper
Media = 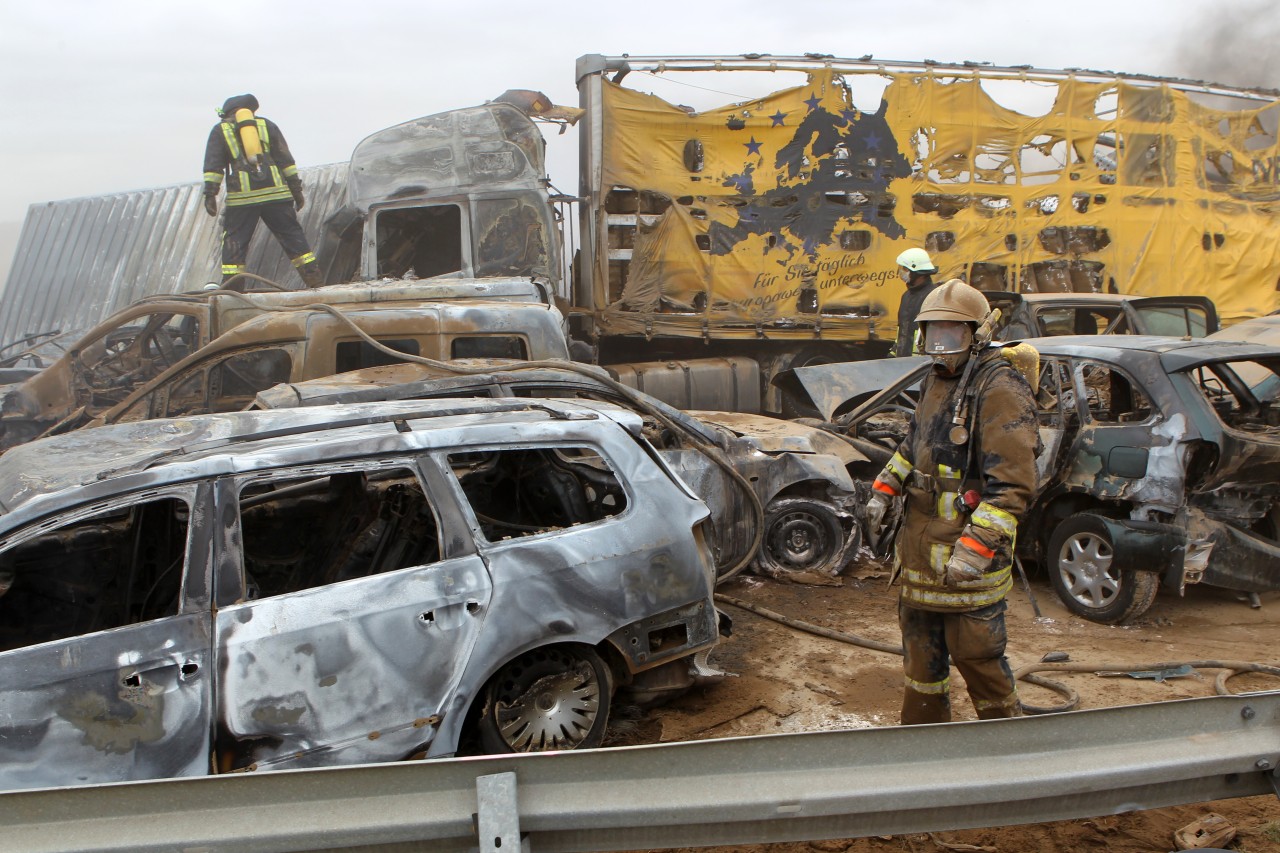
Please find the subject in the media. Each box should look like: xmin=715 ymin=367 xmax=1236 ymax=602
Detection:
xmin=1102 ymin=511 xmax=1280 ymax=594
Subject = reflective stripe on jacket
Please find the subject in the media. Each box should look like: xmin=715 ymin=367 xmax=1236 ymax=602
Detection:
xmin=202 ymin=115 xmax=299 ymax=207
xmin=877 ymin=348 xmax=1040 ymax=612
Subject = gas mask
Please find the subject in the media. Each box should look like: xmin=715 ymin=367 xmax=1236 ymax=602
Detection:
xmin=921 ymin=321 xmax=974 ymax=376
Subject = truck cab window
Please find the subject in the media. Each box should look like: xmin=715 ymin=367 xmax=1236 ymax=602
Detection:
xmin=375 ymin=205 xmax=463 ymax=279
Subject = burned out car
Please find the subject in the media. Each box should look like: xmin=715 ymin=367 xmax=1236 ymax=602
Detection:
xmin=785 ymin=336 xmax=1280 ymax=623
xmin=983 ymin=292 xmax=1219 ymax=340
xmin=0 ymin=398 xmax=720 ymax=790
xmin=253 ymin=360 xmax=871 ymax=580
xmin=0 ymin=277 xmax=560 ymax=451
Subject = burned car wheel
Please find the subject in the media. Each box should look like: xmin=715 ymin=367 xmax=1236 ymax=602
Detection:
xmin=1048 ymin=512 xmax=1159 ymax=624
xmin=478 ymin=646 xmax=612 ymax=753
xmin=756 ymin=497 xmax=849 ymax=577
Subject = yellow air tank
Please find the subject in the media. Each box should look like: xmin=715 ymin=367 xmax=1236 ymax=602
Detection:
xmin=234 ymin=108 xmax=263 ymax=168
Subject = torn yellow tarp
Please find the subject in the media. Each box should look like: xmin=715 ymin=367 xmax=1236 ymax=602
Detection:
xmin=594 ymin=69 xmax=1280 ymax=334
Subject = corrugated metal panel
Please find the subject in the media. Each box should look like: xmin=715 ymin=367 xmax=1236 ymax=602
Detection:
xmin=0 ymin=164 xmax=350 ymax=346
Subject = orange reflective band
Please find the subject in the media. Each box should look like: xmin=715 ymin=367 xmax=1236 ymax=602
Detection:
xmin=959 ymin=536 xmax=995 ymax=559
xmin=873 ymin=480 xmax=899 ymax=496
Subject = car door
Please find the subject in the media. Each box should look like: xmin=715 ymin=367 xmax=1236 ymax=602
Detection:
xmin=0 ymin=486 xmax=213 ymax=790
xmin=1058 ymin=357 xmax=1161 ymax=500
xmin=211 ymin=458 xmax=491 ymax=773
xmin=72 ymin=308 xmax=207 ymax=413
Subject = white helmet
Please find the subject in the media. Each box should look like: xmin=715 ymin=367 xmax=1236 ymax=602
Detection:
xmin=896 ymin=247 xmax=937 ymax=274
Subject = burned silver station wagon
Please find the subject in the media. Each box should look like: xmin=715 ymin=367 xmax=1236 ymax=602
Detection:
xmin=0 ymin=398 xmax=720 ymax=790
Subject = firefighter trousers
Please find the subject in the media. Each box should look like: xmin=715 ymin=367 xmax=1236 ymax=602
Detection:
xmin=898 ymin=599 xmax=1021 ymax=725
xmin=220 ymin=200 xmax=320 ymax=290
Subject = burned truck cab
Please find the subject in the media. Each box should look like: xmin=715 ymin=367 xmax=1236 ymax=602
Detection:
xmin=322 ymin=104 xmax=561 ymax=293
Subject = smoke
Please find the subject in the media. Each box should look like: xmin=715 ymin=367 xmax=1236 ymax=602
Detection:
xmin=1168 ymin=0 xmax=1280 ymax=90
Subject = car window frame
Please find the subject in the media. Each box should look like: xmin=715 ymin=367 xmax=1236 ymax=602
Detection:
xmin=1069 ymin=357 xmax=1160 ymax=426
xmin=433 ymin=439 xmax=636 ymax=545
xmin=217 ymin=456 xmax=456 ymax=605
xmin=0 ymin=483 xmax=206 ymax=636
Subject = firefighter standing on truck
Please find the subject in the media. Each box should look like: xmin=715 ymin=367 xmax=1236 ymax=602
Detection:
xmin=202 ymin=94 xmax=323 ymax=291
xmin=864 ymin=280 xmax=1041 ymax=725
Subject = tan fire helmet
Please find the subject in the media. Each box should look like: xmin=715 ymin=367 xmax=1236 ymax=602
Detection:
xmin=918 ymin=280 xmax=990 ymax=374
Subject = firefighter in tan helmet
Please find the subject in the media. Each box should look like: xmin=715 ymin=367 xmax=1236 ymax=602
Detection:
xmin=864 ymin=279 xmax=1042 ymax=724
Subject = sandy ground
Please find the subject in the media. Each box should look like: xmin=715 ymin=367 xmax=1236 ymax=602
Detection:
xmin=612 ymin=556 xmax=1280 ymax=852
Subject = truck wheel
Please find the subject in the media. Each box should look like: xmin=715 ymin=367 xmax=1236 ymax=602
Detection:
xmin=1047 ymin=512 xmax=1158 ymax=624
xmin=478 ymin=646 xmax=611 ymax=753
xmin=756 ymin=497 xmax=848 ymax=577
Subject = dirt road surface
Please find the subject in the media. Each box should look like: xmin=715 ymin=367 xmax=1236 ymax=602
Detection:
xmin=614 ymin=558 xmax=1280 ymax=852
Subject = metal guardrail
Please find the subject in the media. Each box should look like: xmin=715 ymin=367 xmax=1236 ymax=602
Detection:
xmin=2 ymin=693 xmax=1278 ymax=853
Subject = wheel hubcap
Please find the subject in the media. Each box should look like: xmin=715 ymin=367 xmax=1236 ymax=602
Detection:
xmin=1059 ymin=531 xmax=1118 ymax=609
xmin=495 ymin=661 xmax=600 ymax=751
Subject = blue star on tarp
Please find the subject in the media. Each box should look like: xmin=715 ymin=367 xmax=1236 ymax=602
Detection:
xmin=769 ymin=110 xmax=788 ymax=126
xmin=803 ymin=94 xmax=822 ymax=111
xmin=863 ymin=131 xmax=882 ymax=150
xmin=840 ymin=109 xmax=859 ymax=124
xmin=744 ymin=137 xmax=763 ymax=156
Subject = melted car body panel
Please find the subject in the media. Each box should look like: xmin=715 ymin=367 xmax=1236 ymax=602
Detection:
xmin=0 ymin=398 xmax=718 ymax=789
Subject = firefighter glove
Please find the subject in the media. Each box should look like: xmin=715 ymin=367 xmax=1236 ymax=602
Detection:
xmin=943 ymin=537 xmax=993 ymax=587
xmin=287 ymin=178 xmax=305 ymax=211
xmin=865 ymin=492 xmax=890 ymax=541
xmin=203 ymin=193 xmax=218 ymax=217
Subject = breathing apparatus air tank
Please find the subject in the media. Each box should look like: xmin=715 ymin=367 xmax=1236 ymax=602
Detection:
xmin=234 ymin=108 xmax=263 ymax=170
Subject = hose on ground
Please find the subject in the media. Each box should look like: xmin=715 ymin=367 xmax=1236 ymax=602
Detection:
xmin=1013 ymin=659 xmax=1280 ymax=714
xmin=715 ymin=592 xmax=904 ymax=655
xmin=714 ymin=592 xmax=1280 ymax=715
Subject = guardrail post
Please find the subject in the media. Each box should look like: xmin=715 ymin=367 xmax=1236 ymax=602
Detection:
xmin=475 ymin=771 xmax=529 ymax=853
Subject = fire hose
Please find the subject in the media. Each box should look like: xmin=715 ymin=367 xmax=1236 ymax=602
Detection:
xmin=713 ymin=592 xmax=1280 ymax=714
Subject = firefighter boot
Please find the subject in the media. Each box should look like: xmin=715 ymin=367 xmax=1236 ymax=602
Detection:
xmin=298 ymin=262 xmax=324 ymax=289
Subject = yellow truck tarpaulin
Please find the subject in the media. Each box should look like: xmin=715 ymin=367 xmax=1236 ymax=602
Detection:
xmin=594 ymin=69 xmax=1280 ymax=335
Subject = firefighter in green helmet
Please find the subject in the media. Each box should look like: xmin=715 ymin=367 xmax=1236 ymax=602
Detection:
xmin=864 ymin=279 xmax=1042 ymax=724
xmin=892 ymin=247 xmax=939 ymax=357
xmin=202 ymin=94 xmax=323 ymax=291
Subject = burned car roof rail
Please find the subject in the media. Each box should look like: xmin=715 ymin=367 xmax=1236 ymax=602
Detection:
xmin=94 ymin=400 xmax=599 ymax=481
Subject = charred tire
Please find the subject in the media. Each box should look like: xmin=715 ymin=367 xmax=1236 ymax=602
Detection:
xmin=1047 ymin=512 xmax=1159 ymax=624
xmin=756 ymin=497 xmax=847 ymax=577
xmin=477 ymin=645 xmax=612 ymax=754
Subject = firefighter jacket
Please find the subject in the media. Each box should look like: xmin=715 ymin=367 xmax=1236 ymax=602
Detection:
xmin=873 ymin=345 xmax=1041 ymax=612
xmin=202 ymin=116 xmax=299 ymax=208
xmin=893 ymin=277 xmax=937 ymax=357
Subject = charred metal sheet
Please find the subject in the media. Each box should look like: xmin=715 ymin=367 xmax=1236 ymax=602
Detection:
xmin=689 ymin=411 xmax=866 ymax=464
xmin=0 ymin=164 xmax=349 ymax=349
xmin=348 ymin=105 xmax=547 ymax=213
xmin=775 ymin=356 xmax=928 ymax=421
xmin=1196 ymin=512 xmax=1280 ymax=592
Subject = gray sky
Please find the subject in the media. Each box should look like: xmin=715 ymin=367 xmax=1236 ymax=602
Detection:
xmin=1 ymin=0 xmax=1278 ymax=233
